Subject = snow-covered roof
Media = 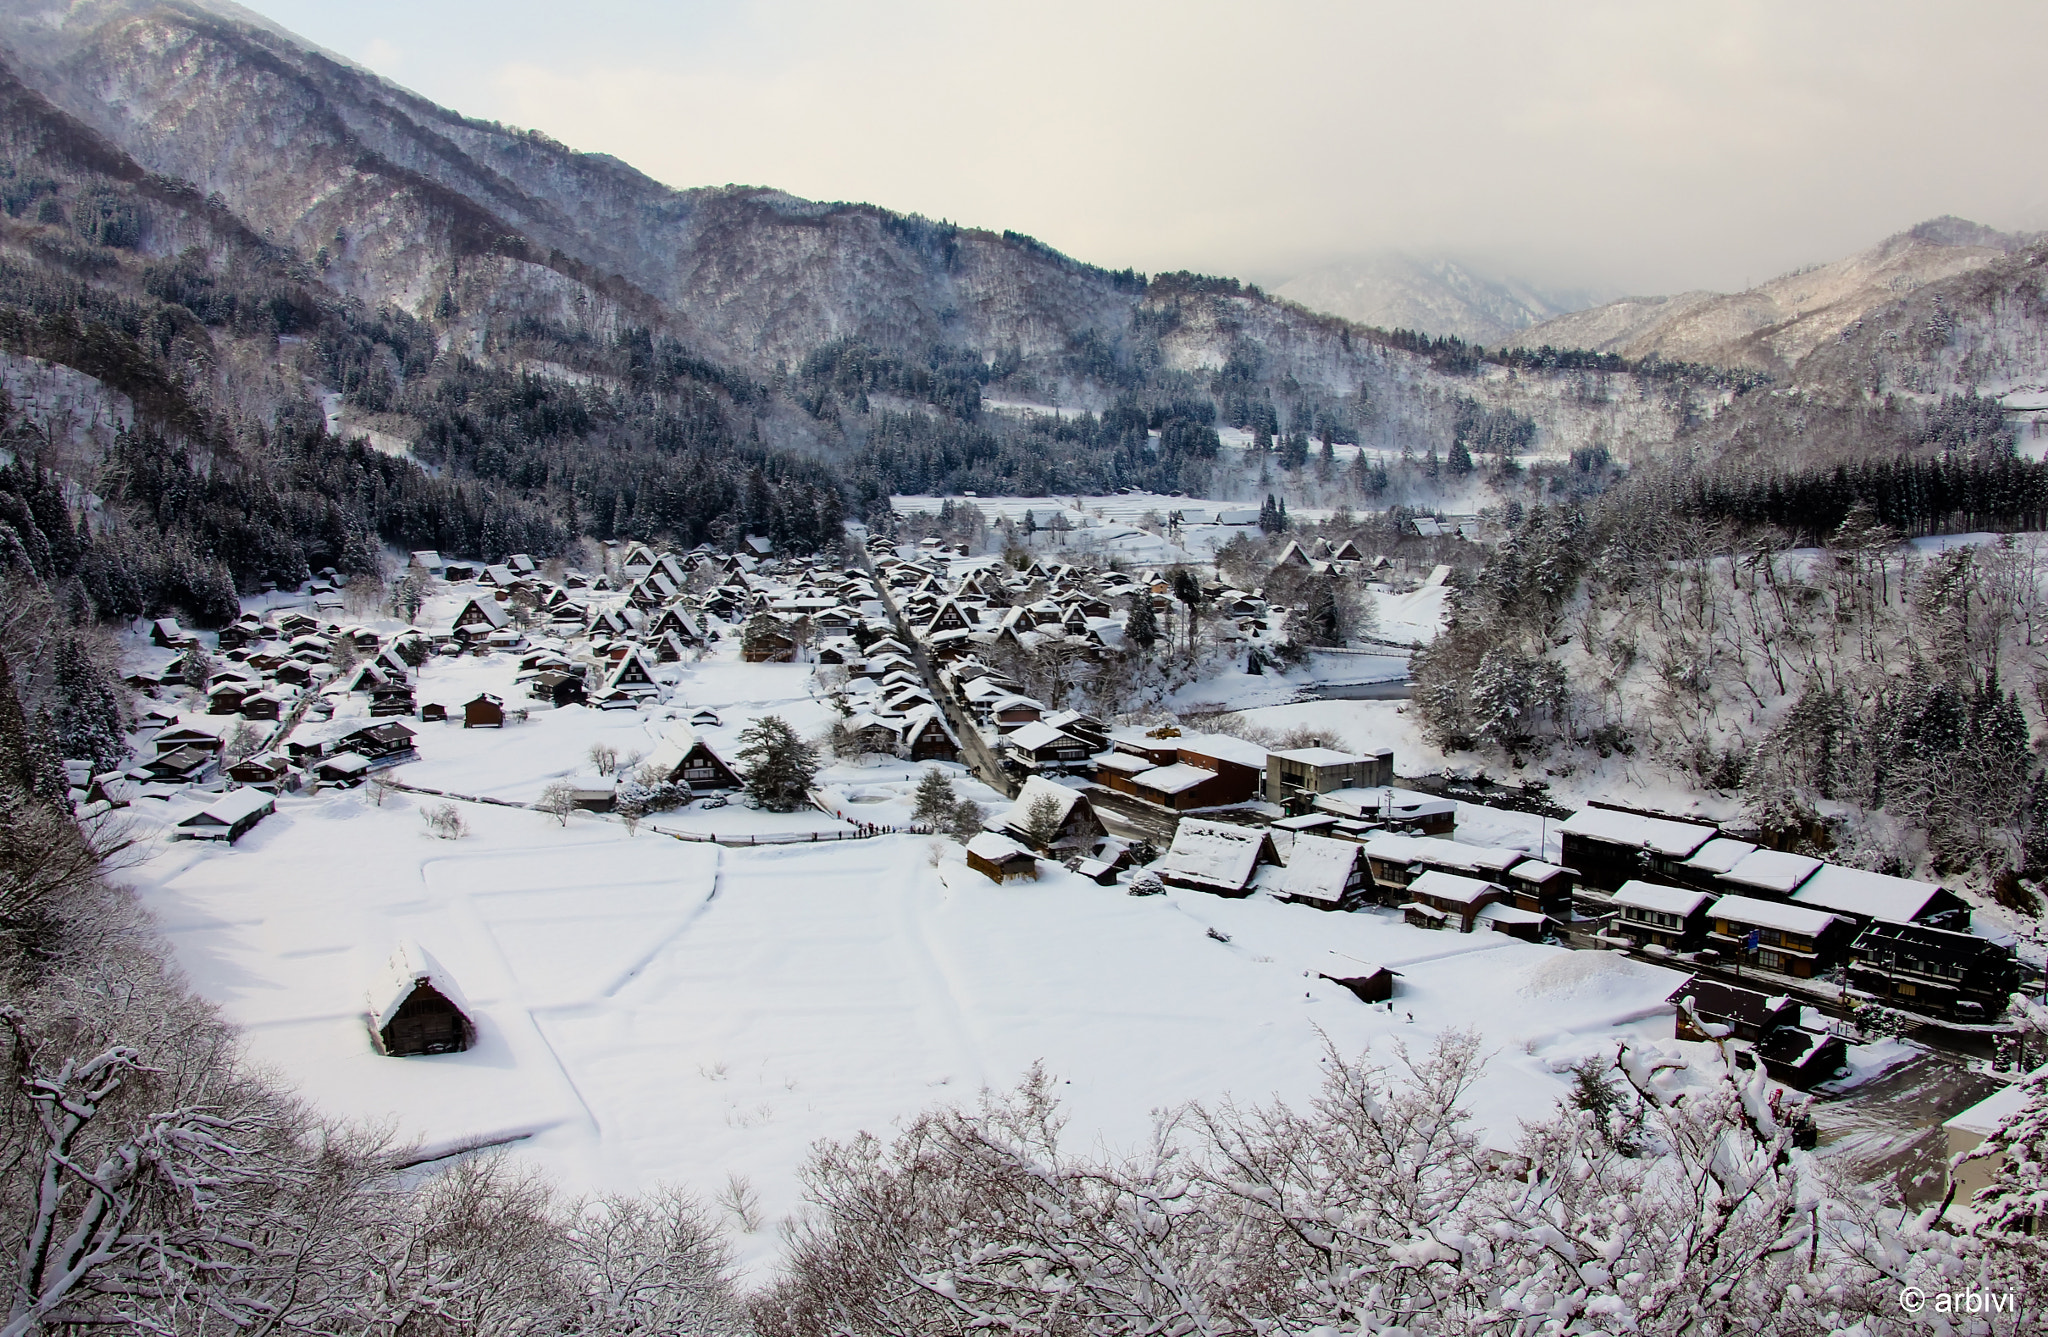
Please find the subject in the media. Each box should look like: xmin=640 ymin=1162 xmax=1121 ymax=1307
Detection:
xmin=1680 ymin=836 xmax=1759 ymax=874
xmin=1130 ymin=763 xmax=1216 ymax=795
xmin=318 ymin=751 xmax=370 ymax=775
xmin=1095 ymin=752 xmax=1153 ymax=775
xmin=1361 ymin=833 xmax=1523 ymax=875
xmin=368 ymin=941 xmax=473 ymax=1032
xmin=1719 ymin=849 xmax=1822 ymax=894
xmin=990 ymin=776 xmax=1089 ymax=833
xmin=1944 ymin=1067 xmax=2043 ymax=1136
xmin=965 ymin=831 xmax=1032 ymax=863
xmin=1314 ymin=786 xmax=1456 ymax=821
xmin=1476 ymin=902 xmax=1548 ymax=926
xmin=1559 ymin=808 xmax=1716 ymax=857
xmin=1174 ymin=733 xmax=1269 ymax=769
xmin=1789 ymin=865 xmax=1946 ymax=924
xmin=1708 ymin=894 xmax=1838 ymax=937
xmin=1157 ymin=819 xmax=1271 ymax=891
xmin=177 ymin=787 xmax=275 ymax=827
xmin=1317 ymin=951 xmax=1393 ymax=981
xmin=1005 ymin=721 xmax=1079 ymax=752
xmin=1407 ymin=869 xmax=1502 ymax=906
xmin=1252 ymin=833 xmax=1361 ymax=904
xmin=1612 ymin=880 xmax=1712 ymax=916
xmin=1270 ymin=746 xmax=1366 ymax=767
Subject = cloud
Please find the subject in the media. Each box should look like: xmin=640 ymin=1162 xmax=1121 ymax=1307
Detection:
xmin=246 ymin=0 xmax=2048 ymax=293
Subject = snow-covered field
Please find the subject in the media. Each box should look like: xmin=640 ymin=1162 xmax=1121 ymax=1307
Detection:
xmin=117 ymin=553 xmax=1689 ymax=1275
xmin=123 ymin=631 xmax=1685 ymax=1273
xmin=131 ymin=792 xmax=1685 ymax=1272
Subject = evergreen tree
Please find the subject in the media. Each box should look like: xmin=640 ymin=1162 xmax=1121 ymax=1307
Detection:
xmin=736 ymin=715 xmax=819 ymax=812
xmin=912 ymin=767 xmax=958 ymax=827
xmin=1125 ymin=592 xmax=1159 ymax=654
xmin=1018 ymin=792 xmax=1065 ymax=852
xmin=46 ymin=635 xmax=125 ymax=774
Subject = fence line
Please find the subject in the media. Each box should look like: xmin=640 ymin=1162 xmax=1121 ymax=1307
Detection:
xmin=385 ymin=778 xmax=921 ymax=846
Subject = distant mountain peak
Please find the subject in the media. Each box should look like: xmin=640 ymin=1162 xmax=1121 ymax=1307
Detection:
xmin=1515 ymin=216 xmax=2041 ymax=374
xmin=1274 ymin=252 xmax=1607 ymax=346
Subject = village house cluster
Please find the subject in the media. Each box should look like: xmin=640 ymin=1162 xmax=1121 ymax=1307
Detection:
xmin=77 ymin=526 xmax=2040 ymax=1103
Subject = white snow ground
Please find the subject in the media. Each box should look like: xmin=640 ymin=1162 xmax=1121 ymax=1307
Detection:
xmin=128 ymin=785 xmax=1684 ymax=1275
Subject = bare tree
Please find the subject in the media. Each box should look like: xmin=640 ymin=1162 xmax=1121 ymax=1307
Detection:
xmin=423 ymin=801 xmax=467 ymax=839
xmin=536 ymin=781 xmax=578 ymax=826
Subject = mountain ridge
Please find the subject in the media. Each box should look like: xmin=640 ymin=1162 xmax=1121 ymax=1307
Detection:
xmin=1516 ymin=215 xmax=2039 ymax=376
xmin=1274 ymin=253 xmax=1607 ymax=346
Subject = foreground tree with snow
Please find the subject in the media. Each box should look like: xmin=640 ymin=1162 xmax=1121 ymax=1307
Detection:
xmin=756 ymin=1027 xmax=2046 ymax=1335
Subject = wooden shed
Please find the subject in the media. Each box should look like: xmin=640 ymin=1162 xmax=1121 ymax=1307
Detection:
xmin=966 ymin=832 xmax=1039 ymax=883
xmin=368 ymin=943 xmax=475 ymax=1057
xmin=1317 ymin=953 xmax=1399 ymax=1004
xmin=463 ymin=693 xmax=505 ymax=729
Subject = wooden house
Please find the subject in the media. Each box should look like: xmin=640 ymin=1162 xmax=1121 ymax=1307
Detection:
xmin=1474 ymin=902 xmax=1552 ymax=941
xmin=173 ymin=788 xmax=275 ymax=844
xmin=226 ymin=753 xmax=296 ymax=790
xmin=1156 ymin=818 xmax=1282 ymax=897
xmin=987 ymin=694 xmax=1046 ymax=732
xmin=1757 ymin=1027 xmax=1848 ymax=1089
xmin=367 ymin=943 xmax=475 ymax=1057
xmin=1359 ymin=834 xmax=1524 ymax=900
xmin=902 ymin=710 xmax=960 ymax=762
xmin=143 ymin=746 xmax=216 ymax=784
xmin=531 ymin=671 xmax=588 ymax=707
xmin=1253 ymin=833 xmax=1370 ymax=909
xmin=966 ymin=832 xmax=1039 ymax=883
xmin=206 ymin=681 xmax=254 ymax=715
xmin=1706 ymin=895 xmax=1847 ymax=978
xmin=1847 ymin=921 xmax=2025 ymax=1022
xmin=1557 ymin=808 xmax=1717 ymax=892
xmin=313 ymin=752 xmax=371 ymax=786
xmin=239 ymin=689 xmax=288 ymax=721
xmin=451 ymin=597 xmax=509 ymax=634
xmin=642 ymin=724 xmax=745 ymax=791
xmin=1506 ymin=860 xmax=1574 ymax=919
xmin=1401 ymin=870 xmax=1505 ymax=933
xmin=1002 ymin=722 xmax=1095 ymax=773
xmin=1318 ymin=954 xmax=1399 ymax=1003
xmin=463 ymin=694 xmax=506 ymax=729
xmin=602 ymin=649 xmax=661 ymax=698
xmin=149 ymin=617 xmax=187 ymax=647
xmin=1669 ymin=977 xmax=1800 ymax=1044
xmin=338 ymin=722 xmax=418 ymax=762
xmin=649 ymin=604 xmax=705 ymax=646
xmin=990 ymin=777 xmax=1108 ymax=854
xmin=1312 ymin=786 xmax=1457 ymax=835
xmin=1788 ymin=866 xmax=1971 ymax=933
xmin=155 ymin=722 xmax=227 ymax=755
xmin=1610 ymin=880 xmax=1713 ymax=951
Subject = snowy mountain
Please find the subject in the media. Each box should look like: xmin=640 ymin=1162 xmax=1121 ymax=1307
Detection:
xmin=1275 ymin=254 xmax=1605 ymax=347
xmin=1516 ymin=217 xmax=2038 ymax=375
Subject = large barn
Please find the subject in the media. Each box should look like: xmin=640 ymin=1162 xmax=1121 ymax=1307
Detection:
xmin=367 ymin=943 xmax=476 ymax=1057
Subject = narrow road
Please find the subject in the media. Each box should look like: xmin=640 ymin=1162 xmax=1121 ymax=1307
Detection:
xmin=851 ymin=543 xmax=1016 ymax=799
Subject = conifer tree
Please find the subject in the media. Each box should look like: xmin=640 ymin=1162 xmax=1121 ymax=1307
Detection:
xmin=736 ymin=715 xmax=819 ymax=812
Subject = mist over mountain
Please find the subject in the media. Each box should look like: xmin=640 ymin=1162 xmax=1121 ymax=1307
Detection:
xmin=1274 ymin=253 xmax=1610 ymax=347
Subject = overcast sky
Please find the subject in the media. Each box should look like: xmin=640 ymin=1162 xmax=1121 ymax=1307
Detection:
xmin=235 ymin=0 xmax=2048 ymax=296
